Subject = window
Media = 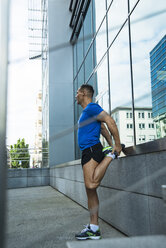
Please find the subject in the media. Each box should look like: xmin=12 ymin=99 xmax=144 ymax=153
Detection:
xmin=139 ymin=123 xmax=145 ymax=129
xmin=127 ymin=123 xmax=133 ymax=129
xmin=126 ymin=112 xmax=132 ymax=118
xmin=149 ymin=123 xmax=155 ymax=128
xmin=139 ymin=135 xmax=146 ymax=141
xmin=148 ymin=112 xmax=152 ymax=118
xmin=138 ymin=112 xmax=144 ymax=118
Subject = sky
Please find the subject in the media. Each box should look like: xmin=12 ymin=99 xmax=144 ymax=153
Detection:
xmin=7 ymin=0 xmax=42 ymax=148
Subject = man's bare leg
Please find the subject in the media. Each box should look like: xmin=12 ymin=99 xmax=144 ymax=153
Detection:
xmin=93 ymin=156 xmax=113 ymax=184
xmin=83 ymin=157 xmax=113 ymax=189
xmin=86 ymin=187 xmax=99 ymax=225
xmin=83 ymin=157 xmax=113 ymax=226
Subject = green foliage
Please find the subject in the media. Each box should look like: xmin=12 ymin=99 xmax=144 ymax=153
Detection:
xmin=9 ymin=138 xmax=30 ymax=168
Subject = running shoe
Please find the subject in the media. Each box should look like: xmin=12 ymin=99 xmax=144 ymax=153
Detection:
xmin=102 ymin=146 xmax=113 ymax=156
xmin=102 ymin=146 xmax=119 ymax=158
xmin=75 ymin=225 xmax=101 ymax=240
xmin=103 ymin=144 xmax=125 ymax=158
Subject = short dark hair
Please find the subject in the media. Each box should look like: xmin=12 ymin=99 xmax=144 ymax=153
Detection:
xmin=80 ymin=84 xmax=94 ymax=98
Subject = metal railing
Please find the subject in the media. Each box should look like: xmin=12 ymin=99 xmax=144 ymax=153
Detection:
xmin=7 ymin=147 xmax=49 ymax=168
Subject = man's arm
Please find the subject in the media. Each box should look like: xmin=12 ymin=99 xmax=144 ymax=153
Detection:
xmin=101 ymin=122 xmax=113 ymax=147
xmin=97 ymin=111 xmax=122 ymax=154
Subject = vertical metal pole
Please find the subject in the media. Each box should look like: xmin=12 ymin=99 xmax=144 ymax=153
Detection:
xmin=82 ymin=13 xmax=85 ymax=84
xmin=127 ymin=0 xmax=136 ymax=146
xmin=72 ymin=45 xmax=77 ymax=160
xmin=91 ymin=0 xmax=95 ymax=93
xmin=0 ymin=0 xmax=10 ymax=247
xmin=76 ymin=40 xmax=80 ymax=158
xmin=105 ymin=0 xmax=111 ymax=114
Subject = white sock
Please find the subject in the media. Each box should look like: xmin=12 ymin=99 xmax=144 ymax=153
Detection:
xmin=106 ymin=153 xmax=115 ymax=159
xmin=90 ymin=224 xmax=99 ymax=232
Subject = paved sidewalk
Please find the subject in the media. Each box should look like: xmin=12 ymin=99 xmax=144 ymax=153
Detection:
xmin=6 ymin=186 xmax=125 ymax=248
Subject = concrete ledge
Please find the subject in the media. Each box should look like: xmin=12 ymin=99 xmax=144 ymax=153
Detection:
xmin=27 ymin=168 xmax=42 ymax=177
xmin=67 ymin=235 xmax=166 ymax=248
xmin=8 ymin=169 xmax=28 ymax=177
xmin=53 ymin=159 xmax=81 ymax=168
xmin=162 ymin=185 xmax=166 ymax=203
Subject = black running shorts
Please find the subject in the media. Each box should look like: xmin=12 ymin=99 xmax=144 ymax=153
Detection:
xmin=81 ymin=143 xmax=104 ymax=167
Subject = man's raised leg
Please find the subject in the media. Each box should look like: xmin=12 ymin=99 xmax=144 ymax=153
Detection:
xmin=83 ymin=157 xmax=113 ymax=222
xmin=83 ymin=157 xmax=113 ymax=190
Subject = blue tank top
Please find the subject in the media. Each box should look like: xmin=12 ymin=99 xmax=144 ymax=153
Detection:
xmin=78 ymin=103 xmax=103 ymax=150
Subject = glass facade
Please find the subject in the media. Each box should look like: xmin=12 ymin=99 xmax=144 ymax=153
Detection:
xmin=150 ymin=35 xmax=166 ymax=138
xmin=150 ymin=35 xmax=166 ymax=117
xmin=72 ymin=0 xmax=166 ymax=158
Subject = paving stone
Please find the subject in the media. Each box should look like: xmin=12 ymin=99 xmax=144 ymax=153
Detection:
xmin=6 ymin=186 xmax=124 ymax=248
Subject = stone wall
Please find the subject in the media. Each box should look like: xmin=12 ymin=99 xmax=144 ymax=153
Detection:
xmin=8 ymin=168 xmax=50 ymax=189
xmin=50 ymin=151 xmax=166 ymax=236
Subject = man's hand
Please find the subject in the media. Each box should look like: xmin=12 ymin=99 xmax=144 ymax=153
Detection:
xmin=112 ymin=143 xmax=122 ymax=156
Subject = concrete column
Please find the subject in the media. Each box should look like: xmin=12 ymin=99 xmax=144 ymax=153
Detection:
xmin=48 ymin=0 xmax=74 ymax=166
xmin=0 ymin=0 xmax=10 ymax=247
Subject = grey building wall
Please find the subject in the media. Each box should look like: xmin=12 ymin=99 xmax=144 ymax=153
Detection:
xmin=50 ymin=151 xmax=166 ymax=236
xmin=48 ymin=0 xmax=75 ymax=166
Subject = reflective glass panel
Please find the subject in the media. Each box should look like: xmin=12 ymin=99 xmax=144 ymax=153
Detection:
xmin=77 ymin=24 xmax=84 ymax=70
xmin=95 ymin=57 xmax=109 ymax=105
xmin=94 ymin=0 xmax=107 ymax=65
xmin=93 ymin=0 xmax=106 ymax=32
xmin=107 ymin=0 xmax=128 ymax=46
xmin=109 ymin=24 xmax=133 ymax=147
xmin=85 ymin=46 xmax=93 ymax=84
xmin=73 ymin=45 xmax=77 ymax=78
xmin=129 ymin=0 xmax=140 ymax=10
xmin=84 ymin=2 xmax=93 ymax=54
xmin=130 ymin=0 xmax=166 ymax=143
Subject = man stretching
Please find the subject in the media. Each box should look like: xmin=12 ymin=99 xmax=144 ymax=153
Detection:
xmin=75 ymin=84 xmax=122 ymax=240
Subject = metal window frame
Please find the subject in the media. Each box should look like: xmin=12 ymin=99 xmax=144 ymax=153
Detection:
xmin=69 ymin=0 xmax=74 ymax=12
xmin=70 ymin=0 xmax=91 ymax=44
xmin=69 ymin=0 xmax=81 ymax=27
xmin=105 ymin=0 xmax=112 ymax=115
xmin=127 ymin=0 xmax=136 ymax=146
